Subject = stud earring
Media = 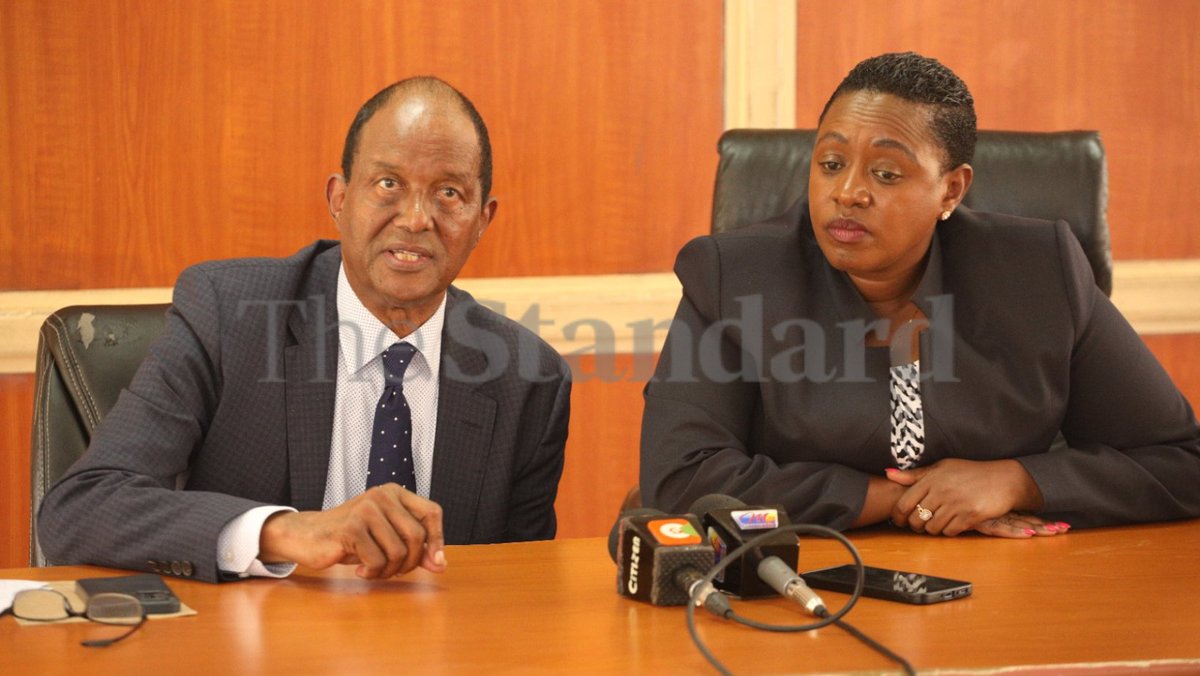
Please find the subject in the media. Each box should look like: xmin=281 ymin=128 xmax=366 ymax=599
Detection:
xmin=940 ymin=210 xmax=952 ymax=221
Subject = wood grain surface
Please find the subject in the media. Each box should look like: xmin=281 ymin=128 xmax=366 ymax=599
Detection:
xmin=0 ymin=0 xmax=721 ymax=289
xmin=795 ymin=0 xmax=1200 ymax=260
xmin=3 ymin=523 xmax=1199 ymax=673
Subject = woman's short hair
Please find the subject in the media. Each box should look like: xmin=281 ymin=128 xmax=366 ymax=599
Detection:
xmin=819 ymin=52 xmax=977 ymax=172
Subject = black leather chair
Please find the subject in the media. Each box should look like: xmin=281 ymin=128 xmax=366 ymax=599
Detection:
xmin=30 ymin=304 xmax=170 ymax=566
xmin=711 ymin=129 xmax=1113 ymax=296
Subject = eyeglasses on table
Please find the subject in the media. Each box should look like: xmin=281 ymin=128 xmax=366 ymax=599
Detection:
xmin=10 ymin=588 xmax=146 ymax=647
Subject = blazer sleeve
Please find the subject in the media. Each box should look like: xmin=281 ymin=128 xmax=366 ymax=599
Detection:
xmin=37 ymin=265 xmax=273 ymax=582
xmin=640 ymin=236 xmax=867 ymax=528
xmin=1017 ymin=221 xmax=1200 ymax=526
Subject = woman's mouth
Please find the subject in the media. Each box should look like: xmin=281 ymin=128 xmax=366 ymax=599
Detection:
xmin=825 ymin=218 xmax=870 ymax=244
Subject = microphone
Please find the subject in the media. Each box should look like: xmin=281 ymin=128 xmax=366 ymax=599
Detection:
xmin=610 ymin=507 xmax=732 ymax=617
xmin=689 ymin=494 xmax=827 ymax=615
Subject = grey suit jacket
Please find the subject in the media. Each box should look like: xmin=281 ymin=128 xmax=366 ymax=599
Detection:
xmin=38 ymin=240 xmax=572 ymax=582
xmin=641 ymin=200 xmax=1200 ymax=528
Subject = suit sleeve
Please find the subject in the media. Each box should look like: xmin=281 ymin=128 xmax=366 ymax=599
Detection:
xmin=1017 ymin=221 xmax=1200 ymax=526
xmin=502 ymin=358 xmax=571 ymax=541
xmin=640 ymin=236 xmax=866 ymax=528
xmin=37 ymin=266 xmax=273 ymax=582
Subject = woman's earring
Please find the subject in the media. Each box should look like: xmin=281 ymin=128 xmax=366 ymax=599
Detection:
xmin=940 ymin=209 xmax=952 ymax=221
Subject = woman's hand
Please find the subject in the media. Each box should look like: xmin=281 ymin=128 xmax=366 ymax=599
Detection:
xmin=885 ymin=458 xmax=1067 ymax=537
xmin=972 ymin=511 xmax=1068 ymax=538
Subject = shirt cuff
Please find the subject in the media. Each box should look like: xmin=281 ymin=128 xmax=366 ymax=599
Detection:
xmin=216 ymin=505 xmax=299 ymax=578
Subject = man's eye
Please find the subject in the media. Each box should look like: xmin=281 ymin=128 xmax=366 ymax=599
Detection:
xmin=439 ymin=187 xmax=461 ymax=199
xmin=819 ymin=161 xmax=843 ymax=172
xmin=378 ymin=178 xmax=398 ymax=189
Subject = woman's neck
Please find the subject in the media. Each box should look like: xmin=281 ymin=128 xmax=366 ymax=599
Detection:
xmin=852 ymin=267 xmax=924 ymax=320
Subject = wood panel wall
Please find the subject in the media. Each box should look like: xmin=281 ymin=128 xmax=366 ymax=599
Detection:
xmin=0 ymin=0 xmax=721 ymax=290
xmin=2 ymin=0 xmax=1197 ymax=568
xmin=0 ymin=376 xmax=34 ymax=568
xmin=795 ymin=0 xmax=1200 ymax=261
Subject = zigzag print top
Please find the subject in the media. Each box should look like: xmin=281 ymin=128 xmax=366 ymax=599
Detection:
xmin=890 ymin=361 xmax=925 ymax=469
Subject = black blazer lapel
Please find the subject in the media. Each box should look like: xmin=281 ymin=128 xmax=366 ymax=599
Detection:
xmin=430 ymin=289 xmax=498 ymax=543
xmin=283 ymin=246 xmax=341 ymax=510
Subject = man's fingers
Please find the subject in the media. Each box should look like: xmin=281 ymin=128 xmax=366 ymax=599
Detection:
xmin=360 ymin=486 xmax=426 ymax=576
xmin=396 ymin=488 xmax=446 ymax=569
xmin=259 ymin=486 xmax=448 ymax=578
xmin=348 ymin=519 xmax=390 ymax=578
xmin=421 ymin=546 xmax=448 ymax=573
xmin=361 ymin=504 xmax=416 ymax=578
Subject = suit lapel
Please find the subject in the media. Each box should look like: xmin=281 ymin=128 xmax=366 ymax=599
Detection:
xmin=429 ymin=289 xmax=498 ymax=543
xmin=283 ymin=245 xmax=341 ymax=510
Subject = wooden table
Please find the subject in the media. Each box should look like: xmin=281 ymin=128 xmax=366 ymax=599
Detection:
xmin=4 ymin=520 xmax=1200 ymax=674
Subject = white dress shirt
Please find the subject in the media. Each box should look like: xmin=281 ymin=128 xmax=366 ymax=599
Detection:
xmin=216 ymin=263 xmax=444 ymax=577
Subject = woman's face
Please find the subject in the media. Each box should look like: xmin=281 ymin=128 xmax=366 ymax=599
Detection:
xmin=808 ymin=90 xmax=970 ymax=287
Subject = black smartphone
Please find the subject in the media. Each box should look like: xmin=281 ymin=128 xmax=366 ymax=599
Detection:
xmin=75 ymin=574 xmax=182 ymax=615
xmin=802 ymin=564 xmax=972 ymax=605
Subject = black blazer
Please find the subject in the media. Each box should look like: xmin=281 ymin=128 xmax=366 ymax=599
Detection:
xmin=640 ymin=200 xmax=1200 ymax=528
xmin=38 ymin=241 xmax=572 ymax=582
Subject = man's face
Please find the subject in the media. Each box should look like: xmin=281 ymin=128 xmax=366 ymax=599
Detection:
xmin=328 ymin=94 xmax=496 ymax=330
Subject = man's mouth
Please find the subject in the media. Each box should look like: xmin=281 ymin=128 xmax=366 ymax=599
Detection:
xmin=391 ymin=249 xmax=424 ymax=263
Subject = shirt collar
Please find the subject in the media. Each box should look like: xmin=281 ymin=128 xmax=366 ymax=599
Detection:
xmin=336 ymin=263 xmax=445 ymax=376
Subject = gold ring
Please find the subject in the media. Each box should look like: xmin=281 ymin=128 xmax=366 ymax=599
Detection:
xmin=916 ymin=504 xmax=934 ymax=522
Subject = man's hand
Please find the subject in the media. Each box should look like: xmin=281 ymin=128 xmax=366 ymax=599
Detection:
xmin=258 ymin=485 xmax=447 ymax=578
xmin=886 ymin=458 xmax=1063 ymax=537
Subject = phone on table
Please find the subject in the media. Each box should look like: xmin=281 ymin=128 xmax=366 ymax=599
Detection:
xmin=802 ymin=564 xmax=972 ymax=605
xmin=75 ymin=574 xmax=182 ymax=614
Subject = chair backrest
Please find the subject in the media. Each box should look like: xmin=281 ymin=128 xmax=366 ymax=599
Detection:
xmin=30 ymin=304 xmax=170 ymax=566
xmin=711 ymin=129 xmax=1113 ymax=296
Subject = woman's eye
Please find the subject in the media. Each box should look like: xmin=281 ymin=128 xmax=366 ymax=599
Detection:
xmin=874 ymin=169 xmax=900 ymax=182
xmin=819 ymin=160 xmax=842 ymax=172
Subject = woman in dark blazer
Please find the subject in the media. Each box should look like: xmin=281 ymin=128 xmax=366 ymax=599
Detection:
xmin=640 ymin=52 xmax=1200 ymax=537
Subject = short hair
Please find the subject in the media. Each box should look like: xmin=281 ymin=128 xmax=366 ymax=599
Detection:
xmin=340 ymin=76 xmax=493 ymax=204
xmin=818 ymin=52 xmax=976 ymax=172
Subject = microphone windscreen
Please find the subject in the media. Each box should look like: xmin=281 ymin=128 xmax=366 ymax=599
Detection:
xmin=687 ymin=493 xmax=746 ymax=517
xmin=607 ymin=507 xmax=666 ymax=562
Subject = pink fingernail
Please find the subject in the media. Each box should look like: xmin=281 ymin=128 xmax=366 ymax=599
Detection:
xmin=1057 ymin=522 xmax=1071 ymax=530
xmin=885 ymin=468 xmax=898 ymax=475
xmin=1023 ymin=528 xmax=1036 ymax=535
xmin=1044 ymin=523 xmax=1059 ymax=532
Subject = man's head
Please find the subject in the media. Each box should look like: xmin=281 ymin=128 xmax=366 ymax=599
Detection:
xmin=327 ymin=77 xmax=498 ymax=334
xmin=342 ymin=77 xmax=493 ymax=203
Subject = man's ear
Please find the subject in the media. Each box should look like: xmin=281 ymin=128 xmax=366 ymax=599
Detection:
xmin=475 ymin=196 xmax=498 ymax=245
xmin=942 ymin=163 xmax=973 ymax=213
xmin=326 ymin=174 xmax=348 ymax=224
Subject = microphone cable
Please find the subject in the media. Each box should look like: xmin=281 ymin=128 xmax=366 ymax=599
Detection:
xmin=684 ymin=523 xmax=915 ymax=676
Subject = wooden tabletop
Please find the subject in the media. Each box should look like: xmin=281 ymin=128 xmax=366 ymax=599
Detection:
xmin=4 ymin=520 xmax=1200 ymax=675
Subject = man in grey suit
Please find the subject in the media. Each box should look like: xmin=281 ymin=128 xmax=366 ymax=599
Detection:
xmin=38 ymin=77 xmax=572 ymax=583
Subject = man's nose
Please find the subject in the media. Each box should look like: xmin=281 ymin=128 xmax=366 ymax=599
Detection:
xmin=393 ymin=191 xmax=434 ymax=232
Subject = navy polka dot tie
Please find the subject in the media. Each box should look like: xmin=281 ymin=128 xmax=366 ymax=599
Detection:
xmin=366 ymin=342 xmax=418 ymax=492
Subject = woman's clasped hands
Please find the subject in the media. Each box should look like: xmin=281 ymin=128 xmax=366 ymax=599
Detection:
xmin=885 ymin=459 xmax=1071 ymax=538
